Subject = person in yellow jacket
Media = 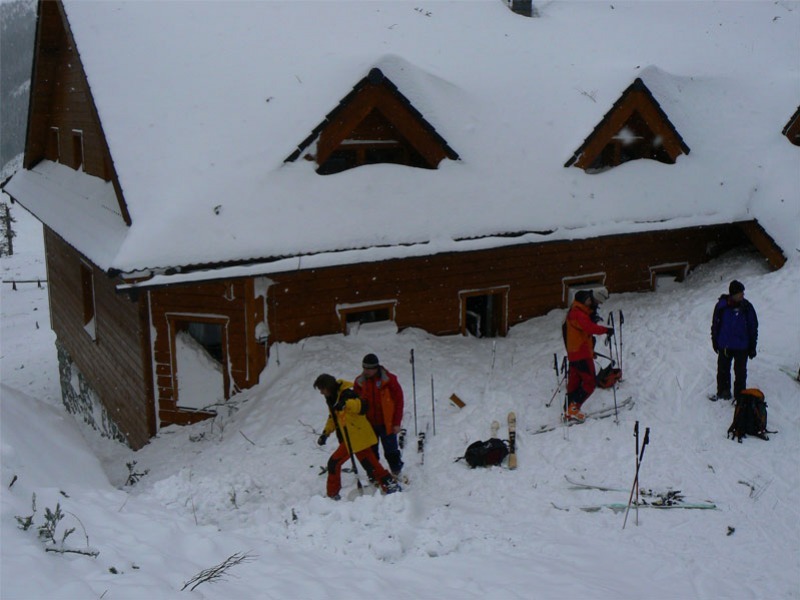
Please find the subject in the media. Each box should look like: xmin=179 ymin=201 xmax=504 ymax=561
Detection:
xmin=314 ymin=374 xmax=400 ymax=500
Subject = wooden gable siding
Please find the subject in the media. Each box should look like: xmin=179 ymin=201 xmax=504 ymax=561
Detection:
xmin=148 ymin=279 xmax=266 ymax=426
xmin=25 ymin=0 xmax=129 ymax=222
xmin=44 ymin=227 xmax=154 ymax=449
xmin=737 ymin=221 xmax=786 ymax=269
xmin=783 ymin=105 xmax=800 ymax=146
xmin=265 ymin=224 xmax=749 ymax=343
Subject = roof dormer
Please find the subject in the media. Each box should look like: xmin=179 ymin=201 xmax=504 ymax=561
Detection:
xmin=782 ymin=105 xmax=800 ymax=147
xmin=565 ymin=78 xmax=689 ymax=173
xmin=285 ymin=67 xmax=459 ymax=175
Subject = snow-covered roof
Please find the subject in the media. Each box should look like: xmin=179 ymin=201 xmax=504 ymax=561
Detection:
xmin=8 ymin=0 xmax=800 ymax=277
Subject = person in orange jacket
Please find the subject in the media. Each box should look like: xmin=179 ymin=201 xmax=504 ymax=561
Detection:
xmin=564 ymin=290 xmax=613 ymax=422
xmin=353 ymin=354 xmax=405 ymax=477
xmin=314 ymin=374 xmax=400 ymax=500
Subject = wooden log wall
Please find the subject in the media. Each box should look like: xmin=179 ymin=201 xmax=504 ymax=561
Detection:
xmin=45 ymin=228 xmax=153 ymax=448
xmin=266 ymin=224 xmax=749 ymax=343
xmin=25 ymin=1 xmax=110 ymax=179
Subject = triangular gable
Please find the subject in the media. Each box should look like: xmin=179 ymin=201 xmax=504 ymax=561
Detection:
xmin=23 ymin=0 xmax=130 ymax=226
xmin=782 ymin=105 xmax=800 ymax=146
xmin=285 ymin=67 xmax=459 ymax=174
xmin=565 ymin=78 xmax=690 ymax=172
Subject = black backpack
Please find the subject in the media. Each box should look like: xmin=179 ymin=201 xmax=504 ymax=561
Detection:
xmin=727 ymin=388 xmax=770 ymax=442
xmin=461 ymin=438 xmax=509 ymax=468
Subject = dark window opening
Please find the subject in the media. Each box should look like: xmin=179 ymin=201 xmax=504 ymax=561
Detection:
xmin=317 ymin=109 xmax=432 ymax=175
xmin=80 ymin=262 xmax=96 ymax=339
xmin=46 ymin=127 xmax=60 ymax=162
xmin=345 ymin=307 xmax=391 ymax=326
xmin=463 ymin=291 xmax=507 ymax=338
xmin=181 ymin=321 xmax=224 ymax=364
xmin=71 ymin=130 xmax=84 ymax=171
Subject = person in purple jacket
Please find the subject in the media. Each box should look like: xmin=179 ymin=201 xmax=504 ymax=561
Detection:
xmin=710 ymin=280 xmax=758 ymax=400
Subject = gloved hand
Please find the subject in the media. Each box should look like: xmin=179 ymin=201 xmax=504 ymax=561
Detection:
xmin=748 ymin=348 xmax=757 ymax=359
xmin=605 ymin=327 xmax=614 ymax=337
xmin=317 ymin=434 xmax=328 ymax=446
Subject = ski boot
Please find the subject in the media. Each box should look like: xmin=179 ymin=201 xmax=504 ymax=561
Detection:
xmin=564 ymin=402 xmax=585 ymax=423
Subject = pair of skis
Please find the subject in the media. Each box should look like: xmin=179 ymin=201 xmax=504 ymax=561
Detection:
xmin=558 ymin=475 xmax=717 ymax=512
xmin=491 ymin=412 xmax=517 ymax=470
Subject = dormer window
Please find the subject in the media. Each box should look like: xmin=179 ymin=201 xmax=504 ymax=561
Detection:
xmin=286 ymin=67 xmax=458 ymax=175
xmin=565 ymin=78 xmax=689 ymax=173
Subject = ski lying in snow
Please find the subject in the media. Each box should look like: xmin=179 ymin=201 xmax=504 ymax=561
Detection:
xmin=779 ymin=366 xmax=800 ymax=383
xmin=528 ymin=397 xmax=634 ymax=435
xmin=507 ymin=412 xmax=517 ymax=470
xmin=564 ymin=476 xmax=714 ymax=507
xmin=551 ymin=500 xmax=716 ymax=513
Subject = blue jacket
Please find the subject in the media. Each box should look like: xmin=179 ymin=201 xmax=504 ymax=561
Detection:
xmin=711 ymin=295 xmax=758 ymax=352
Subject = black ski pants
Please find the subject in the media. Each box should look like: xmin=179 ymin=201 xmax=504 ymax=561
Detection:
xmin=716 ymin=348 xmax=748 ymax=398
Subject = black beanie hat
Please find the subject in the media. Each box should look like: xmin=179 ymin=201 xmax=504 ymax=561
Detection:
xmin=574 ymin=290 xmax=591 ymax=304
xmin=729 ymin=280 xmax=745 ymax=295
xmin=362 ymin=353 xmax=380 ymax=369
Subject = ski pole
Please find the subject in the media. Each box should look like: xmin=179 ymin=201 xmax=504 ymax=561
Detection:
xmin=431 ymin=374 xmax=436 ymax=436
xmin=546 ymin=355 xmax=566 ymax=407
xmin=329 ymin=404 xmax=364 ymax=497
xmin=410 ymin=349 xmax=418 ymax=437
xmin=619 ymin=310 xmax=625 ymax=375
xmin=634 ymin=421 xmax=640 ymax=526
xmin=623 ymin=427 xmax=650 ymax=529
xmin=607 ymin=312 xmax=616 ymax=352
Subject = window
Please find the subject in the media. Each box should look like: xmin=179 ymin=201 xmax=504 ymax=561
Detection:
xmin=337 ymin=301 xmax=397 ymax=335
xmin=562 ymin=273 xmax=606 ymax=306
xmin=169 ymin=317 xmax=228 ymax=411
xmin=317 ymin=110 xmax=429 ymax=175
xmin=71 ymin=130 xmax=84 ymax=171
xmin=649 ymin=262 xmax=688 ymax=291
xmin=46 ymin=127 xmax=60 ymax=162
xmin=586 ymin=111 xmax=674 ymax=173
xmin=80 ymin=261 xmax=96 ymax=340
xmin=459 ymin=287 xmax=509 ymax=338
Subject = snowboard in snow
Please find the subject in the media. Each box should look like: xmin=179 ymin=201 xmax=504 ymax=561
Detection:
xmin=528 ymin=397 xmax=634 ymax=435
xmin=507 ymin=412 xmax=517 ymax=470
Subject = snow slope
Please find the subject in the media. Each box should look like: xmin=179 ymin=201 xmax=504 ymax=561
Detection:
xmin=2 ymin=199 xmax=799 ymax=599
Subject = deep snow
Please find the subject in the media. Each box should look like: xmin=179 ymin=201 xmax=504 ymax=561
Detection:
xmin=2 ymin=196 xmax=799 ymax=599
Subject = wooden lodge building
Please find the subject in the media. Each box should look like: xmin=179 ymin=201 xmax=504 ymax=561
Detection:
xmin=4 ymin=1 xmax=796 ymax=449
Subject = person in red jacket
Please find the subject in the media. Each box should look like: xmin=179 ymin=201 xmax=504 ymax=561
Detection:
xmin=564 ymin=290 xmax=614 ymax=422
xmin=353 ymin=353 xmax=405 ymax=477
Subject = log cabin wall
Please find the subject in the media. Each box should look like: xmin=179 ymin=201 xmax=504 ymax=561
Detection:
xmin=266 ymin=224 xmax=749 ymax=343
xmin=45 ymin=227 xmax=153 ymax=449
xmin=25 ymin=1 xmax=111 ymax=180
xmin=148 ymin=279 xmax=266 ymax=426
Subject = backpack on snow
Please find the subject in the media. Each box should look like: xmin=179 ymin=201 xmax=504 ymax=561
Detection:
xmin=727 ymin=388 xmax=770 ymax=442
xmin=596 ymin=364 xmax=622 ymax=389
xmin=461 ymin=438 xmax=509 ymax=468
